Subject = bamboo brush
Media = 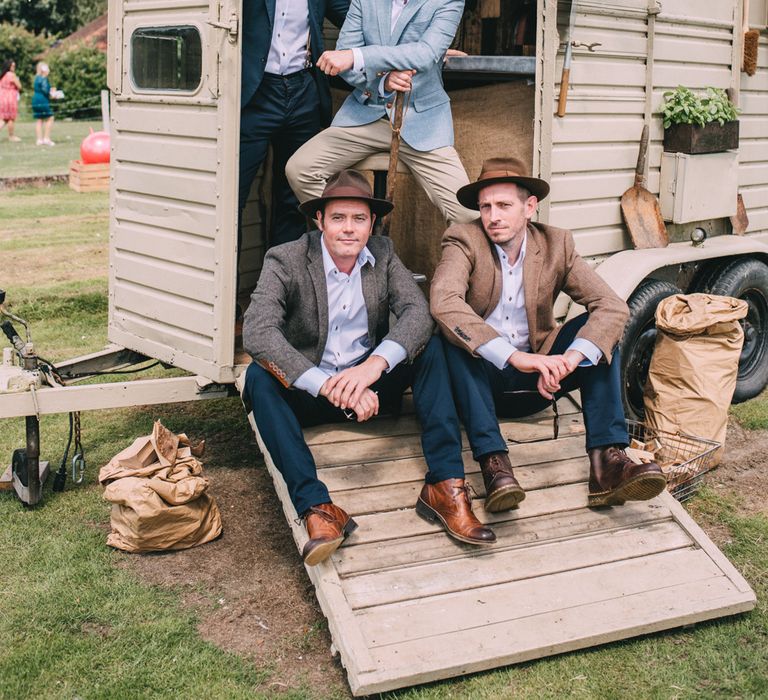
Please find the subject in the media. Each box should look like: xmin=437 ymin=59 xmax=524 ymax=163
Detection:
xmin=743 ymin=0 xmax=759 ymax=76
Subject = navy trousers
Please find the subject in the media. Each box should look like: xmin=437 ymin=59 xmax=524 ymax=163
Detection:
xmin=442 ymin=314 xmax=629 ymax=459
xmin=244 ymin=336 xmax=466 ymax=515
xmin=239 ymin=70 xmax=324 ymax=249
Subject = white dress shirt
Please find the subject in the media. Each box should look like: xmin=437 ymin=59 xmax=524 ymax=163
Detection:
xmin=477 ymin=234 xmax=603 ymax=370
xmin=293 ymin=237 xmax=407 ymax=397
xmin=266 ymin=0 xmax=311 ymax=75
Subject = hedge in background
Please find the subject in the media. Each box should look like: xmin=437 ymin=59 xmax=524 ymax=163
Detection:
xmin=47 ymin=42 xmax=106 ymax=120
xmin=0 ymin=22 xmax=46 ymax=87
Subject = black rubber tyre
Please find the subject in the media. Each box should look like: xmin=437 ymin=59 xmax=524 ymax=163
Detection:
xmin=619 ymin=279 xmax=682 ymax=420
xmin=701 ymin=258 xmax=768 ymax=403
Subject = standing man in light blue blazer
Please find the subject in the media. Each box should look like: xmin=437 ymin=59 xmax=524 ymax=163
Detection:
xmin=285 ymin=0 xmax=476 ymax=225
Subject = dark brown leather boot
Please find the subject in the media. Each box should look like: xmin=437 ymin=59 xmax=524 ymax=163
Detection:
xmin=479 ymin=452 xmax=526 ymax=513
xmin=301 ymin=502 xmax=358 ymax=566
xmin=416 ymin=478 xmax=496 ymax=545
xmin=587 ymin=446 xmax=667 ymax=507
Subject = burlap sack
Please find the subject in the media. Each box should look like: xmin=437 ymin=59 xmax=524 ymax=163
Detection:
xmin=98 ymin=421 xmax=222 ymax=553
xmin=643 ymin=293 xmax=748 ymax=463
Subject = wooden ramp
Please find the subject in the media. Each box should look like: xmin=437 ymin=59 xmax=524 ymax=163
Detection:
xmin=238 ymin=387 xmax=756 ymax=696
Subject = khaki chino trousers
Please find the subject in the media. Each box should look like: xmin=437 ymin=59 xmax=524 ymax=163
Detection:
xmin=285 ymin=119 xmax=477 ymax=224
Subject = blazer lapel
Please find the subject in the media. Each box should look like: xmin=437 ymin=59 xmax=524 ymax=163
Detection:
xmin=522 ymin=225 xmax=543 ymax=346
xmin=391 ymin=0 xmax=428 ymax=45
xmin=264 ymin=0 xmax=275 ymax=29
xmin=307 ymin=234 xmax=329 ymax=360
xmin=361 ymin=260 xmax=378 ymax=345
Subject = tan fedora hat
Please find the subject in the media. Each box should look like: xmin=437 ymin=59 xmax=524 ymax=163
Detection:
xmin=456 ymin=157 xmax=550 ymax=210
xmin=299 ymin=169 xmax=394 ymax=218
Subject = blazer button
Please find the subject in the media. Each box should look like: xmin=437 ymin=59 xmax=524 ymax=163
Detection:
xmin=363 ymin=90 xmax=371 ymax=97
xmin=377 ymin=71 xmax=384 ymax=77
xmin=386 ymin=102 xmax=392 ymax=108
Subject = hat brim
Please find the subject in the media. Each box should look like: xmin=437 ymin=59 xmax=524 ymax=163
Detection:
xmin=456 ymin=175 xmax=550 ymax=210
xmin=299 ymin=194 xmax=394 ymax=218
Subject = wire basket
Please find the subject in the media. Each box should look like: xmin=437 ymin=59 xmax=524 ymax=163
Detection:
xmin=626 ymin=420 xmax=721 ymax=502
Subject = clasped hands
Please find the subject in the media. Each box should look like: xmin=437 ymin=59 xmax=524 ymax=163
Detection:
xmin=319 ymin=355 xmax=389 ymax=422
xmin=509 ymin=349 xmax=584 ymax=400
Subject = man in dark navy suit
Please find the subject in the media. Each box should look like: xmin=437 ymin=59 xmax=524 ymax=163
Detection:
xmin=240 ymin=0 xmax=349 ymax=249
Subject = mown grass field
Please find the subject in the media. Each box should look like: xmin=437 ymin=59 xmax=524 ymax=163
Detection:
xmin=1 ymin=183 xmax=767 ymax=699
xmin=0 ymin=120 xmax=103 ymax=178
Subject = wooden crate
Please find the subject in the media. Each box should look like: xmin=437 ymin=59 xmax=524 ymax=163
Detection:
xmin=236 ymin=381 xmax=756 ymax=696
xmin=68 ymin=160 xmax=110 ymax=193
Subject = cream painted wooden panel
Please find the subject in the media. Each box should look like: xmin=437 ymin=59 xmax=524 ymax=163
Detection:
xmin=114 ymin=193 xmax=217 ymax=239
xmin=114 ymin=132 xmax=218 ymax=171
xmin=113 ymin=250 xmax=215 ymax=299
xmin=739 ymin=139 xmax=768 ymax=164
xmin=113 ymin=103 xmax=218 ymax=137
xmin=660 ymin=0 xmax=735 ymax=24
xmin=113 ymin=222 xmax=216 ymax=270
xmin=110 ymin=308 xmax=214 ymax=359
xmin=115 ymin=163 xmax=218 ymax=205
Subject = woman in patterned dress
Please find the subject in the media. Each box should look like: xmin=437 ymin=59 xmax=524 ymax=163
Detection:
xmin=0 ymin=59 xmax=22 ymax=142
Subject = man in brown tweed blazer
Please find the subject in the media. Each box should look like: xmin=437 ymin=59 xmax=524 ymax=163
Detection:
xmin=430 ymin=157 xmax=666 ymax=512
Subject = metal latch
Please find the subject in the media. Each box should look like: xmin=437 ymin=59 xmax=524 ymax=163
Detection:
xmin=207 ymin=12 xmax=239 ymax=43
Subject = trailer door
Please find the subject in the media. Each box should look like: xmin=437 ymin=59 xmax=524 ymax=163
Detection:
xmin=107 ymin=0 xmax=240 ymax=383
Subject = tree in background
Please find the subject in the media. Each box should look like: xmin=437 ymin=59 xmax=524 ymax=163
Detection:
xmin=0 ymin=22 xmax=46 ymax=86
xmin=0 ymin=0 xmax=107 ymax=37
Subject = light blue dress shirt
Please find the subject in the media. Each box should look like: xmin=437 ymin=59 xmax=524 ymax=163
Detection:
xmin=476 ymin=234 xmax=603 ymax=370
xmin=293 ymin=237 xmax=407 ymax=397
xmin=266 ymin=0 xmax=311 ymax=75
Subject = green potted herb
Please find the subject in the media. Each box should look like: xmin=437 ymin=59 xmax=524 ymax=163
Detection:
xmin=661 ymin=86 xmax=740 ymax=154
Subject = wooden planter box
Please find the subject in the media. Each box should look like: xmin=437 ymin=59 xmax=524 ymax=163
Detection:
xmin=663 ymin=120 xmax=739 ymax=154
xmin=68 ymin=160 xmax=110 ymax=193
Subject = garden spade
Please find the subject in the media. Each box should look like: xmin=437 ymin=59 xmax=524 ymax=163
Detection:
xmin=621 ymin=125 xmax=668 ymax=249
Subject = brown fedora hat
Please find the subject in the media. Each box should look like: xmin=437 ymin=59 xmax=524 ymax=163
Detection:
xmin=456 ymin=157 xmax=550 ymax=210
xmin=299 ymin=169 xmax=394 ymax=218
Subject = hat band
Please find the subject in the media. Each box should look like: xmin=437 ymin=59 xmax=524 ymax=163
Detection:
xmin=321 ymin=185 xmax=373 ymax=199
xmin=478 ymin=169 xmax=529 ymax=181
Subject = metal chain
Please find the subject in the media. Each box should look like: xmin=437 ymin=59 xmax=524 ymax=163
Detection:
xmin=71 ymin=411 xmax=85 ymax=484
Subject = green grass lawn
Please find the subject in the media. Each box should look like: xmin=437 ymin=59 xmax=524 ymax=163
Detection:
xmin=1 ymin=184 xmax=768 ymax=699
xmin=0 ymin=119 xmax=103 ymax=178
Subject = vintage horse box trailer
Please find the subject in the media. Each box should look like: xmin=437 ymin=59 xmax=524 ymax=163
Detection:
xmin=3 ymin=0 xmax=768 ymax=421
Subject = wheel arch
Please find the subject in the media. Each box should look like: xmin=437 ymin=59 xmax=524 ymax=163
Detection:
xmin=565 ymin=236 xmax=768 ymax=320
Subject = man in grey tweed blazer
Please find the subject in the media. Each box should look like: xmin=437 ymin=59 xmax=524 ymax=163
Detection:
xmin=242 ymin=170 xmax=495 ymax=566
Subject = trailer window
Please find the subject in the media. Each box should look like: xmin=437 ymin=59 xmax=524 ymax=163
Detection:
xmin=131 ymin=26 xmax=202 ymax=91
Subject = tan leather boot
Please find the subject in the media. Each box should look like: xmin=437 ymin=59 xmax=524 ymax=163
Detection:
xmin=416 ymin=478 xmax=496 ymax=545
xmin=301 ymin=502 xmax=357 ymax=566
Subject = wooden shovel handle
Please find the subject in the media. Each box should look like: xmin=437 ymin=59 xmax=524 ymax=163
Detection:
xmin=557 ymin=68 xmax=570 ymax=117
xmin=634 ymin=124 xmax=649 ymax=188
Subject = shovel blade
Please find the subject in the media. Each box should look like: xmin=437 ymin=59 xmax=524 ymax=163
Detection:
xmin=620 ymin=187 xmax=668 ymax=249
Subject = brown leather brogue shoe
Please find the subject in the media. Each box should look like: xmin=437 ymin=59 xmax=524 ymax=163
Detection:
xmin=301 ymin=502 xmax=358 ymax=566
xmin=416 ymin=478 xmax=496 ymax=545
xmin=479 ymin=452 xmax=526 ymax=513
xmin=587 ymin=446 xmax=667 ymax=507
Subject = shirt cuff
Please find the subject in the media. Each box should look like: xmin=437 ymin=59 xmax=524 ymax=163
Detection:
xmin=378 ymin=74 xmax=393 ymax=98
xmin=567 ymin=338 xmax=603 ymax=366
xmin=293 ymin=367 xmax=331 ymax=397
xmin=477 ymin=337 xmax=518 ymax=370
xmin=372 ymin=340 xmax=407 ymax=373
xmin=351 ymin=48 xmax=366 ymax=77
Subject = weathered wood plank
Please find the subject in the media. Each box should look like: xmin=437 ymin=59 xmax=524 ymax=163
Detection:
xmin=303 ymin=395 xmax=583 ymax=446
xmin=342 ymin=520 xmax=692 ymax=609
xmin=311 ymin=418 xmax=584 ymax=467
xmin=356 ymin=577 xmax=754 ymax=695
xmin=356 ymin=547 xmax=725 ymax=647
xmin=322 ymin=436 xmax=587 ymax=494
xmin=335 ymin=499 xmax=668 ymax=577
xmin=332 ymin=455 xmax=591 ymax=516
xmin=344 ymin=481 xmax=597 ymax=546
